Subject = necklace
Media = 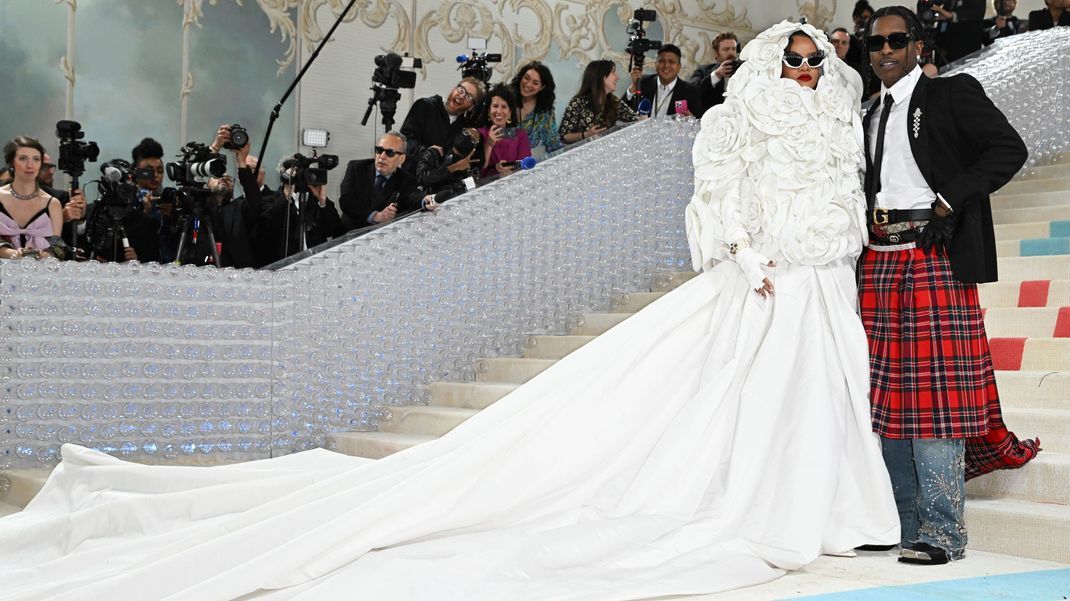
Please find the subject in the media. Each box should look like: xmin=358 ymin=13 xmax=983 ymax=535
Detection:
xmin=9 ymin=185 xmax=40 ymax=201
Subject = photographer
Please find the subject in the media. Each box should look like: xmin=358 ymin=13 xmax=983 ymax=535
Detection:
xmin=204 ymin=124 xmax=266 ymax=268
xmin=1027 ymin=0 xmax=1070 ymax=30
xmin=399 ymin=77 xmax=485 ymax=156
xmin=627 ymin=44 xmax=703 ymax=118
xmin=256 ymin=155 xmax=346 ymax=265
xmin=338 ymin=132 xmax=423 ymax=229
xmin=689 ymin=33 xmax=740 ymax=111
xmin=921 ymin=0 xmax=986 ymax=63
xmin=38 ymin=150 xmax=87 ymax=246
xmin=118 ymin=137 xmax=170 ymax=262
xmin=983 ymin=0 xmax=1023 ymax=44
xmin=412 ymin=128 xmax=480 ymax=204
xmin=0 ymin=136 xmax=65 ymax=260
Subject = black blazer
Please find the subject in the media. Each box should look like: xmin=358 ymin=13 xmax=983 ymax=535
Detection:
xmin=697 ymin=73 xmax=727 ymax=114
xmin=337 ymin=159 xmax=420 ymax=230
xmin=399 ymin=95 xmax=472 ymax=156
xmin=1027 ymin=8 xmax=1070 ymax=30
xmin=632 ymin=75 xmax=705 ymax=118
xmin=863 ymin=74 xmax=1027 ymax=284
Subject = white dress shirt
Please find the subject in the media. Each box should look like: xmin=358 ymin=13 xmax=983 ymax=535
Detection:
xmin=652 ymin=77 xmax=678 ymax=118
xmin=868 ymin=65 xmax=935 ymax=211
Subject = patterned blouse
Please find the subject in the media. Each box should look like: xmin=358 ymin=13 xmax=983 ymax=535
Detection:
xmin=520 ymin=109 xmax=562 ymax=154
xmin=557 ymin=95 xmax=639 ymax=141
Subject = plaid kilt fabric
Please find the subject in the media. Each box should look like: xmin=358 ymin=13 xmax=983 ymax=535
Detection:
xmin=859 ymin=244 xmax=1040 ymax=479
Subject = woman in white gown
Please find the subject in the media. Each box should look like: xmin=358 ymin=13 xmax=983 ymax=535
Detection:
xmin=0 ymin=22 xmax=898 ymax=601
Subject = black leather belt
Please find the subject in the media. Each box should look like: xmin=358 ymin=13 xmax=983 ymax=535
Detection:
xmin=870 ymin=208 xmax=934 ymax=225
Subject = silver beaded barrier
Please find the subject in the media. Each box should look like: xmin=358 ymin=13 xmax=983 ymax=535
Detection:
xmin=0 ymin=118 xmax=698 ymax=468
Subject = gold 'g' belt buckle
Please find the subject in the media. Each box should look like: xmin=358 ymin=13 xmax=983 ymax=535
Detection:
xmin=872 ymin=208 xmax=890 ymax=225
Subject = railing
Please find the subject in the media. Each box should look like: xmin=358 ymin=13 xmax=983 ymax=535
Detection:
xmin=0 ymin=118 xmax=697 ymax=469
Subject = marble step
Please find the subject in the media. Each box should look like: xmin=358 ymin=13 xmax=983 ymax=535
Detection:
xmin=1020 ymin=162 xmax=1070 ymax=180
xmin=997 ymin=237 xmax=1070 ymax=258
xmin=993 ymin=204 xmax=1070 ymax=225
xmin=0 ymin=468 xmax=51 ymax=509
xmin=965 ymin=498 xmax=1070 ymax=564
xmin=570 ymin=312 xmax=632 ymax=336
xmin=523 ymin=335 xmax=596 ymax=360
xmin=329 ymin=431 xmax=435 ymax=460
xmin=979 ymin=279 xmax=1070 ymax=308
xmin=997 ymin=256 xmax=1070 ymax=281
xmin=983 ymin=307 xmax=1068 ymax=338
xmin=651 ymin=271 xmax=698 ymax=292
xmin=379 ymin=405 xmax=479 ymax=437
xmin=988 ymin=338 xmax=1070 ymax=371
xmin=994 ymin=219 xmax=1070 ymax=241
xmin=995 ymin=370 xmax=1070 ymax=410
xmin=428 ymin=381 xmax=518 ymax=410
xmin=475 ymin=357 xmax=556 ymax=384
xmin=611 ymin=292 xmax=667 ymax=314
xmin=997 ymin=176 xmax=1070 ymax=197
xmin=967 ymin=452 xmax=1070 ymax=505
xmin=991 ymin=190 xmax=1070 ymax=212
xmin=1002 ymin=408 xmax=1070 ymax=453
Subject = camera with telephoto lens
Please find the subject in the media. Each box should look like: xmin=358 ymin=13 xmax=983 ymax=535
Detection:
xmin=281 ymin=153 xmax=339 ymax=188
xmin=166 ymin=142 xmax=227 ymax=188
xmin=625 ymin=9 xmax=662 ymax=70
xmin=56 ymin=120 xmax=100 ymax=180
xmin=222 ymin=124 xmax=249 ymax=150
xmin=916 ymin=0 xmax=946 ymax=29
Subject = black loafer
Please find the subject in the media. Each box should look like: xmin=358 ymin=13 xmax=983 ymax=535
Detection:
xmin=856 ymin=544 xmax=897 ymax=551
xmin=898 ymin=542 xmax=949 ymax=565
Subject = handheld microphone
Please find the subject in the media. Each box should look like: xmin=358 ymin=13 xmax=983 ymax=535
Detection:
xmin=500 ymin=156 xmax=537 ymax=170
xmin=637 ymin=98 xmax=653 ymax=117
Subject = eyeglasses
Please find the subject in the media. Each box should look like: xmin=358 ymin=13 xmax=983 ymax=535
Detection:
xmin=455 ymin=85 xmax=475 ymax=104
xmin=782 ymin=51 xmax=827 ymax=69
xmin=374 ymin=146 xmax=404 ymax=158
xmin=865 ymin=32 xmax=913 ymax=52
xmin=41 ymin=163 xmax=56 ymax=170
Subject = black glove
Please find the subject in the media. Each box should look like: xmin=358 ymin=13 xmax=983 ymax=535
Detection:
xmin=917 ymin=210 xmax=955 ymax=255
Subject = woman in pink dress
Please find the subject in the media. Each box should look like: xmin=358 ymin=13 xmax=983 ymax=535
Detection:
xmin=477 ymin=85 xmax=532 ymax=179
xmin=0 ymin=136 xmax=64 ymax=260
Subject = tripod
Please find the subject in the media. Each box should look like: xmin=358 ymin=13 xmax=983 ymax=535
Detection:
xmin=173 ymin=196 xmax=221 ymax=267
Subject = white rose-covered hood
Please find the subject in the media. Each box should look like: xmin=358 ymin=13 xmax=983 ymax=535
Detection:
xmin=686 ymin=21 xmax=868 ymax=271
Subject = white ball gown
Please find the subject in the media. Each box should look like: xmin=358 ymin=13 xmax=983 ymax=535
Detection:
xmin=0 ymin=22 xmax=899 ymax=601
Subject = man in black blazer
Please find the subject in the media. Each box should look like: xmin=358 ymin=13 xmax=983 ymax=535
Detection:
xmin=982 ymin=0 xmax=1024 ymax=45
xmin=627 ymin=44 xmax=704 ymax=118
xmin=689 ymin=34 xmax=740 ymax=113
xmin=1027 ymin=0 xmax=1070 ymax=29
xmin=859 ymin=6 xmax=1037 ymax=567
xmin=338 ymin=132 xmax=423 ymax=231
xmin=399 ymin=78 xmax=485 ymax=156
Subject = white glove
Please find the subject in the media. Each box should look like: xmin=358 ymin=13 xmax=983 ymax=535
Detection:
xmin=733 ymin=247 xmax=775 ymax=294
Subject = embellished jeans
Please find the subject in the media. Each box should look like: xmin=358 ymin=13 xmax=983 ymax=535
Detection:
xmin=880 ymin=437 xmax=967 ymax=559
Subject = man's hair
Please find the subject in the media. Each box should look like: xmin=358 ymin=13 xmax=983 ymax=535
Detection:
xmin=3 ymin=135 xmax=46 ymax=166
xmin=866 ymin=5 xmax=925 ymax=41
xmin=853 ymin=0 xmax=875 ymax=19
xmin=131 ymin=137 xmax=164 ymax=165
xmin=458 ymin=76 xmax=488 ymax=105
xmin=712 ymin=32 xmax=739 ymax=53
xmin=657 ymin=44 xmax=682 ymax=60
xmin=831 ymin=27 xmax=851 ymax=36
xmin=382 ymin=131 xmax=407 ymax=147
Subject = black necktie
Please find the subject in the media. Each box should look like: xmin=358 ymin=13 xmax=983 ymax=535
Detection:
xmin=868 ymin=94 xmax=894 ymax=205
xmin=374 ymin=174 xmax=387 ymax=195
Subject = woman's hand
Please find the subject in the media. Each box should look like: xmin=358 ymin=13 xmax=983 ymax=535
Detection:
xmin=487 ymin=125 xmax=505 ymax=147
xmin=63 ymin=189 xmax=87 ymax=222
xmin=734 ymin=247 xmax=776 ymax=298
xmin=584 ymin=125 xmax=607 ymax=139
xmin=495 ymin=161 xmax=517 ymax=175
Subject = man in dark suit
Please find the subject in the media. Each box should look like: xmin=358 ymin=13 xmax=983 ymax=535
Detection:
xmin=923 ymin=0 xmax=987 ymax=63
xmin=982 ymin=0 xmax=1024 ymax=45
xmin=399 ymin=77 xmax=485 ymax=156
xmin=338 ymin=132 xmax=424 ymax=230
xmin=626 ymin=44 xmax=704 ymax=118
xmin=688 ymin=33 xmax=740 ymax=112
xmin=1027 ymin=0 xmax=1070 ymax=29
xmin=858 ymin=6 xmax=1038 ymax=567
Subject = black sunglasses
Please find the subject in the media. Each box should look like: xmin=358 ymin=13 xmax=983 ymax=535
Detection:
xmin=782 ymin=51 xmax=827 ymax=69
xmin=374 ymin=146 xmax=404 ymax=158
xmin=865 ymin=32 xmax=913 ymax=52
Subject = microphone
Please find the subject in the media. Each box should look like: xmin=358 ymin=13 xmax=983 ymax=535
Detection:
xmin=500 ymin=156 xmax=537 ymax=170
xmin=637 ymin=98 xmax=652 ymax=117
xmin=456 ymin=54 xmax=470 ymax=64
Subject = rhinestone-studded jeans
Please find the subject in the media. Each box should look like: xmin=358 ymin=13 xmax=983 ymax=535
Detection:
xmin=880 ymin=437 xmax=967 ymax=559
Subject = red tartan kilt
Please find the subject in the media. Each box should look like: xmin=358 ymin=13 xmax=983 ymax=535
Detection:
xmin=859 ymin=244 xmax=993 ymax=439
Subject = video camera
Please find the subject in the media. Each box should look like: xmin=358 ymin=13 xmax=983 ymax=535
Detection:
xmin=56 ymin=120 xmax=100 ymax=183
xmin=625 ymin=9 xmax=662 ymax=71
xmin=363 ymin=52 xmax=423 ymax=131
xmin=456 ymin=37 xmax=501 ymax=85
xmin=281 ymin=153 xmax=339 ymax=188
